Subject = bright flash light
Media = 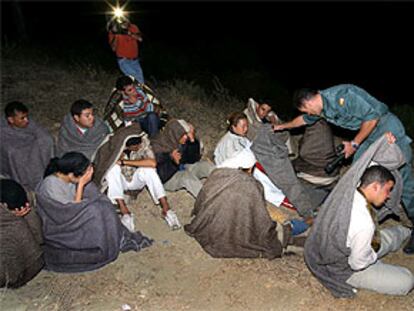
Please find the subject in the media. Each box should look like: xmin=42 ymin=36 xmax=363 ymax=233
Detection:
xmin=113 ymin=7 xmax=124 ymax=18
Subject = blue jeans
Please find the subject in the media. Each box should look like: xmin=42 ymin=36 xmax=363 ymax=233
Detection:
xmin=138 ymin=112 xmax=160 ymax=138
xmin=117 ymin=58 xmax=144 ymax=84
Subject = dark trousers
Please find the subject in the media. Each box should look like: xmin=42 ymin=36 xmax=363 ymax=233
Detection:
xmin=138 ymin=112 xmax=160 ymax=138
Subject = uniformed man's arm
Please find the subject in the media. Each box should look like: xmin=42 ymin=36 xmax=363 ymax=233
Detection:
xmin=343 ymin=119 xmax=379 ymax=158
xmin=272 ymin=115 xmax=306 ymax=131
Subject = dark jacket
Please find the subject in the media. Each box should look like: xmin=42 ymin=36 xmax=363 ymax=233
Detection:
xmin=156 ymin=139 xmax=201 ymax=183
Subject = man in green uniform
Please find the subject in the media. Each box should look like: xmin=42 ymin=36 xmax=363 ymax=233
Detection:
xmin=273 ymin=84 xmax=414 ymax=254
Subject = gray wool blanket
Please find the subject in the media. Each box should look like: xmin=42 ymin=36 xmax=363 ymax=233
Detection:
xmin=150 ymin=119 xmax=187 ymax=154
xmin=0 ymin=203 xmax=44 ymax=288
xmin=304 ymin=134 xmax=405 ymax=298
xmin=251 ymin=124 xmax=316 ymax=217
xmin=36 ymin=181 xmax=152 ymax=273
xmin=185 ymin=168 xmax=282 ymax=259
xmin=0 ymin=117 xmax=55 ymax=191
xmin=56 ymin=113 xmax=110 ymax=160
xmin=293 ymin=119 xmax=339 ymax=177
xmin=243 ymin=99 xmax=288 ymax=143
xmin=93 ymin=123 xmax=143 ymax=191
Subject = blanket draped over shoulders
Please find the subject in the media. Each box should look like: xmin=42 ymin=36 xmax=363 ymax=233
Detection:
xmin=304 ymin=135 xmax=405 ymax=298
xmin=251 ymin=124 xmax=316 ymax=217
xmin=150 ymin=119 xmax=187 ymax=154
xmin=0 ymin=203 xmax=44 ymax=288
xmin=57 ymin=113 xmax=109 ymax=160
xmin=35 ymin=181 xmax=150 ymax=272
xmin=93 ymin=123 xmax=143 ymax=191
xmin=185 ymin=168 xmax=282 ymax=259
xmin=0 ymin=117 xmax=54 ymax=191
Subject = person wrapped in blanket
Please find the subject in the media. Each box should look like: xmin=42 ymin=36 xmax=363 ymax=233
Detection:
xmin=92 ymin=124 xmax=181 ymax=232
xmin=1 ymin=101 xmax=55 ymax=192
xmin=151 ymin=119 xmax=215 ymax=198
xmin=244 ymin=98 xmax=339 ymax=196
xmin=185 ymin=147 xmax=283 ymax=259
xmin=305 ymin=133 xmax=414 ymax=297
xmin=108 ymin=75 xmax=161 ymax=138
xmin=56 ymin=99 xmax=109 ymax=161
xmin=0 ymin=178 xmax=43 ymax=288
xmin=35 ymin=152 xmax=152 ymax=273
xmin=214 ymin=112 xmax=309 ymax=237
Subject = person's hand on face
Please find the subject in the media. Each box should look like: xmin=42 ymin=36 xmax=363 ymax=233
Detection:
xmin=187 ymin=125 xmax=196 ymax=143
xmin=79 ymin=165 xmax=94 ymax=186
xmin=171 ymin=149 xmax=182 ymax=165
xmin=13 ymin=202 xmax=31 ymax=217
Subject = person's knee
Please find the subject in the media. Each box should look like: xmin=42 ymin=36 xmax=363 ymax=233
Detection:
xmin=182 ymin=174 xmax=202 ymax=197
xmin=195 ymin=161 xmax=215 ymax=177
xmin=138 ymin=167 xmax=158 ymax=182
xmin=107 ymin=164 xmax=122 ymax=178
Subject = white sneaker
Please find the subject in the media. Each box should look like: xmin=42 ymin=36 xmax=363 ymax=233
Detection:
xmin=121 ymin=213 xmax=135 ymax=232
xmin=164 ymin=210 xmax=181 ymax=230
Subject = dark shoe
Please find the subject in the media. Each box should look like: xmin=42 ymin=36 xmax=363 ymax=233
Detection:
xmin=290 ymin=236 xmax=307 ymax=248
xmin=403 ymin=230 xmax=414 ymax=255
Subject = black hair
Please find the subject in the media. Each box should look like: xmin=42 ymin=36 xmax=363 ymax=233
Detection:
xmin=257 ymin=99 xmax=273 ymax=109
xmin=70 ymin=99 xmax=93 ymax=117
xmin=116 ymin=75 xmax=134 ymax=91
xmin=44 ymin=152 xmax=90 ymax=178
xmin=4 ymin=101 xmax=28 ymax=118
xmin=0 ymin=179 xmax=28 ymax=210
xmin=227 ymin=112 xmax=247 ymax=132
xmin=359 ymin=165 xmax=395 ymax=189
xmin=292 ymin=88 xmax=319 ymax=110
xmin=126 ymin=136 xmax=142 ymax=147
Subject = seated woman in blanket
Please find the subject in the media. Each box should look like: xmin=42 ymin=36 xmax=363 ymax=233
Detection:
xmin=214 ymin=112 xmax=309 ymax=236
xmin=35 ymin=152 xmax=152 ymax=273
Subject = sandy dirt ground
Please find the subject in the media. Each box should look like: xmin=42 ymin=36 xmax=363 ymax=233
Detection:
xmin=1 ymin=56 xmax=414 ymax=311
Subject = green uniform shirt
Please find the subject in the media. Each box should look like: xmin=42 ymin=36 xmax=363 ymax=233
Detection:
xmin=302 ymin=85 xmax=414 ymax=214
xmin=303 ymin=84 xmax=389 ymax=130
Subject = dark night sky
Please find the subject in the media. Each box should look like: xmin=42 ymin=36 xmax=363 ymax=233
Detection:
xmin=2 ymin=0 xmax=414 ymax=105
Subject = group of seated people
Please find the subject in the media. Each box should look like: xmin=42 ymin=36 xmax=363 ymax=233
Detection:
xmin=1 ymin=80 xmax=414 ymax=298
xmin=0 ymin=76 xmax=214 ymax=286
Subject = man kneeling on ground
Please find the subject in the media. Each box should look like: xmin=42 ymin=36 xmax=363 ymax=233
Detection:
xmin=305 ymin=133 xmax=414 ymax=297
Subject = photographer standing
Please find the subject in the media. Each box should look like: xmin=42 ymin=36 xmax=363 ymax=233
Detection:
xmin=108 ymin=17 xmax=144 ymax=84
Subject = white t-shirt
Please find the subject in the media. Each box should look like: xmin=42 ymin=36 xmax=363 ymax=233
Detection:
xmin=346 ymin=190 xmax=378 ymax=271
xmin=214 ymin=131 xmax=251 ymax=166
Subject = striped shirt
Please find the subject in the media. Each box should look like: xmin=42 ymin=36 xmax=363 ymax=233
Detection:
xmin=122 ymin=86 xmax=154 ymax=120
